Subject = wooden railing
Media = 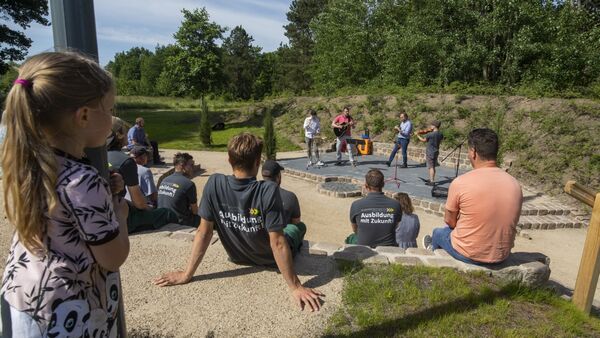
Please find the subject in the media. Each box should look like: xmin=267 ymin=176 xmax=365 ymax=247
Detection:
xmin=564 ymin=180 xmax=600 ymax=314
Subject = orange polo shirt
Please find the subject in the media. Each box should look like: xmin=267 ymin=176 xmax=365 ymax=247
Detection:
xmin=447 ymin=167 xmax=523 ymax=263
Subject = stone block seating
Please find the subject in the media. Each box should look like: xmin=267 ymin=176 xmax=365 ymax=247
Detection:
xmin=159 ymin=225 xmax=551 ymax=288
xmin=305 ymin=241 xmax=551 ymax=287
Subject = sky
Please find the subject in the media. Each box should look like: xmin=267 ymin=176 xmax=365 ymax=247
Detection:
xmin=11 ymin=0 xmax=291 ymax=66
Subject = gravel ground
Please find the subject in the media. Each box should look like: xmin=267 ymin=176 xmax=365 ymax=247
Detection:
xmin=0 ymin=149 xmax=596 ymax=336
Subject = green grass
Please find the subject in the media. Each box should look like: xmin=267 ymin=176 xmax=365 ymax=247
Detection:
xmin=326 ymin=263 xmax=600 ymax=337
xmin=115 ymin=107 xmax=300 ymax=152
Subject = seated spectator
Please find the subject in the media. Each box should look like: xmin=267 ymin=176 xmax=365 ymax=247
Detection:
xmin=127 ymin=146 xmax=158 ymax=208
xmin=394 ymin=193 xmax=420 ymax=249
xmin=127 ymin=117 xmax=166 ymax=165
xmin=154 ymin=133 xmax=323 ymax=312
xmin=261 ymin=160 xmax=305 ymax=253
xmin=423 ymin=128 xmax=523 ymax=265
xmin=107 ymin=121 xmax=177 ymax=233
xmin=346 ymin=169 xmax=402 ymax=247
xmin=157 ymin=153 xmax=200 ymax=227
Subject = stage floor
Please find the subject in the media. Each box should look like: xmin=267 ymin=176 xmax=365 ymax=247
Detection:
xmin=278 ymin=152 xmax=469 ymax=203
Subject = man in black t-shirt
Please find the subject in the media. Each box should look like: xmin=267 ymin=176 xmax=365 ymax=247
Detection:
xmin=154 ymin=133 xmax=324 ymax=312
xmin=346 ymin=169 xmax=402 ymax=247
xmin=157 ymin=152 xmax=200 ymax=227
xmin=416 ymin=120 xmax=444 ymax=186
xmin=261 ymin=160 xmax=305 ymax=253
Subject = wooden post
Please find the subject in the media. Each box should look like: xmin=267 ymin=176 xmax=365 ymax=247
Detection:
xmin=565 ymin=181 xmax=600 ymax=314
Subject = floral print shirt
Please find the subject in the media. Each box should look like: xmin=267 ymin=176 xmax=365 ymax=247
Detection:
xmin=1 ymin=153 xmax=121 ymax=337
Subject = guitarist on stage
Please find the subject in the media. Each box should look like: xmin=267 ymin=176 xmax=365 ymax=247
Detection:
xmin=331 ymin=106 xmax=356 ymax=167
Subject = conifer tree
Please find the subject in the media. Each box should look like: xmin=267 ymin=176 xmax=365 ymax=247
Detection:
xmin=263 ymin=109 xmax=276 ymax=160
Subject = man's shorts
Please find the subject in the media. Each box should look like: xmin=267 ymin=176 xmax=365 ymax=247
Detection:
xmin=426 ymin=151 xmax=439 ymax=168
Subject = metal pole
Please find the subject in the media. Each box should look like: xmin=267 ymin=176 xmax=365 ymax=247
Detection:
xmin=49 ymin=1 xmax=126 ymax=336
xmin=50 ymin=0 xmax=108 ymax=181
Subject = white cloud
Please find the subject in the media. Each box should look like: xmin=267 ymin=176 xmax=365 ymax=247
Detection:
xmin=16 ymin=0 xmax=290 ymax=64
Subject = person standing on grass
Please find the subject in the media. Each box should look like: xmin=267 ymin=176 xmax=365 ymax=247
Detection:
xmin=303 ymin=109 xmax=324 ymax=167
xmin=332 ymin=106 xmax=356 ymax=167
xmin=127 ymin=117 xmax=166 ymax=165
xmin=423 ymin=128 xmax=523 ymax=265
xmin=416 ymin=120 xmax=443 ymax=186
xmin=157 ymin=152 xmax=201 ymax=228
xmin=154 ymin=133 xmax=324 ymax=312
xmin=394 ymin=193 xmax=420 ymax=249
xmin=386 ymin=112 xmax=412 ymax=168
xmin=346 ymin=169 xmax=402 ymax=247
xmin=0 ymin=52 xmax=129 ymax=336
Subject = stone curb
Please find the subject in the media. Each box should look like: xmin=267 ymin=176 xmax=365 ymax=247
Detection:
xmin=301 ymin=240 xmax=551 ymax=287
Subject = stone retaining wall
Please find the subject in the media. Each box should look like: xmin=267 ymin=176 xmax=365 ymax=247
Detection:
xmin=373 ymin=142 xmax=471 ymax=170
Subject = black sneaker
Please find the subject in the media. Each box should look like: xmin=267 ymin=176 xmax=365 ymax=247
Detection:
xmin=422 ymin=235 xmax=433 ymax=250
xmin=386 ymin=161 xmax=391 ymax=167
xmin=400 ymin=164 xmax=408 ymax=168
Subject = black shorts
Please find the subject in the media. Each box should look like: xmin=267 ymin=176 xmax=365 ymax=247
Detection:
xmin=426 ymin=151 xmax=439 ymax=168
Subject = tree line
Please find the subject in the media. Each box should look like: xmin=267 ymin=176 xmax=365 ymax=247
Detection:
xmin=3 ymin=1 xmax=600 ymax=101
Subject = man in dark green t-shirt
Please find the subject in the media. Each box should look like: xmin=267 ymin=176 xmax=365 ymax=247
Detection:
xmin=154 ymin=133 xmax=324 ymax=312
xmin=346 ymin=169 xmax=402 ymax=247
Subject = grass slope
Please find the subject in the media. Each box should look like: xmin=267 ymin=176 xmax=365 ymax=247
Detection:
xmin=326 ymin=263 xmax=600 ymax=337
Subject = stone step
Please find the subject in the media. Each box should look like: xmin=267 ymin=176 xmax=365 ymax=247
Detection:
xmin=518 ymin=214 xmax=586 ymax=230
xmin=521 ymin=202 xmax=573 ymax=216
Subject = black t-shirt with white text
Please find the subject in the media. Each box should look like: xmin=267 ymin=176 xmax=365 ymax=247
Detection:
xmin=107 ymin=150 xmax=138 ymax=198
xmin=280 ymin=187 xmax=301 ymax=225
xmin=350 ymin=192 xmax=402 ymax=247
xmin=199 ymin=174 xmax=285 ymax=266
xmin=157 ymin=172 xmax=197 ymax=226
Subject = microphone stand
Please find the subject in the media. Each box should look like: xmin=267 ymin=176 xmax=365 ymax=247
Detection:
xmin=439 ymin=140 xmax=466 ymax=180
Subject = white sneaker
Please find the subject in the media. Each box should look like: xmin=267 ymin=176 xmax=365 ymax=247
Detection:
xmin=422 ymin=235 xmax=433 ymax=250
xmin=316 ymin=161 xmax=325 ymax=166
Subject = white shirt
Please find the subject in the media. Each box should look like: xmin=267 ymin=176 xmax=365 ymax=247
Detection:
xmin=303 ymin=116 xmax=321 ymax=138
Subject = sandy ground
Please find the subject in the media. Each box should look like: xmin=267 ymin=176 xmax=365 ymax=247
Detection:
xmin=0 ymin=149 xmax=596 ymax=336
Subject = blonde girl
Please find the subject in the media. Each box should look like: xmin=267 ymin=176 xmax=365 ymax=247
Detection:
xmin=1 ymin=52 xmax=129 ymax=337
xmin=394 ymin=193 xmax=420 ymax=249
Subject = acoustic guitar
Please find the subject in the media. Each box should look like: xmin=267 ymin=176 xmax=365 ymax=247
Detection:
xmin=333 ymin=116 xmax=353 ymax=137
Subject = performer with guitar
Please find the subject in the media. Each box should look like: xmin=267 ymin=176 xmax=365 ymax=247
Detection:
xmin=332 ymin=106 xmax=356 ymax=167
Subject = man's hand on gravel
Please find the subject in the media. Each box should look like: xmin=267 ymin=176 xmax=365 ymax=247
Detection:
xmin=291 ymin=286 xmax=324 ymax=312
xmin=153 ymin=270 xmax=191 ymax=287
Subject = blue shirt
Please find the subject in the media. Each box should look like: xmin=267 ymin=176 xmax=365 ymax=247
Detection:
xmin=127 ymin=125 xmax=146 ymax=150
xmin=397 ymin=120 xmax=413 ymax=139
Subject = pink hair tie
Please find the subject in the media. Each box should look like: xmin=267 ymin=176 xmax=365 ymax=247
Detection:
xmin=14 ymin=78 xmax=32 ymax=87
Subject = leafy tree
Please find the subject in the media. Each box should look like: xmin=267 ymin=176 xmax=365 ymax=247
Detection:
xmin=0 ymin=0 xmax=49 ymax=75
xmin=199 ymin=97 xmax=211 ymax=146
xmin=310 ymin=0 xmax=378 ymax=92
xmin=106 ymin=47 xmax=152 ymax=95
xmin=154 ymin=44 xmax=185 ymax=96
xmin=167 ymin=8 xmax=224 ymax=99
xmin=222 ymin=26 xmax=260 ymax=100
xmin=263 ymin=109 xmax=276 ymax=160
xmin=253 ymin=51 xmax=278 ymax=100
xmin=277 ymin=0 xmax=328 ymax=93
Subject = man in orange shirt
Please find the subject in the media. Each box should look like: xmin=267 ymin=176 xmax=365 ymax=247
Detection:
xmin=423 ymin=128 xmax=522 ymax=264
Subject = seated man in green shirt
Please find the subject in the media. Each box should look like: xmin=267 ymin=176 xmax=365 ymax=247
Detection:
xmin=154 ymin=133 xmax=323 ymax=312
